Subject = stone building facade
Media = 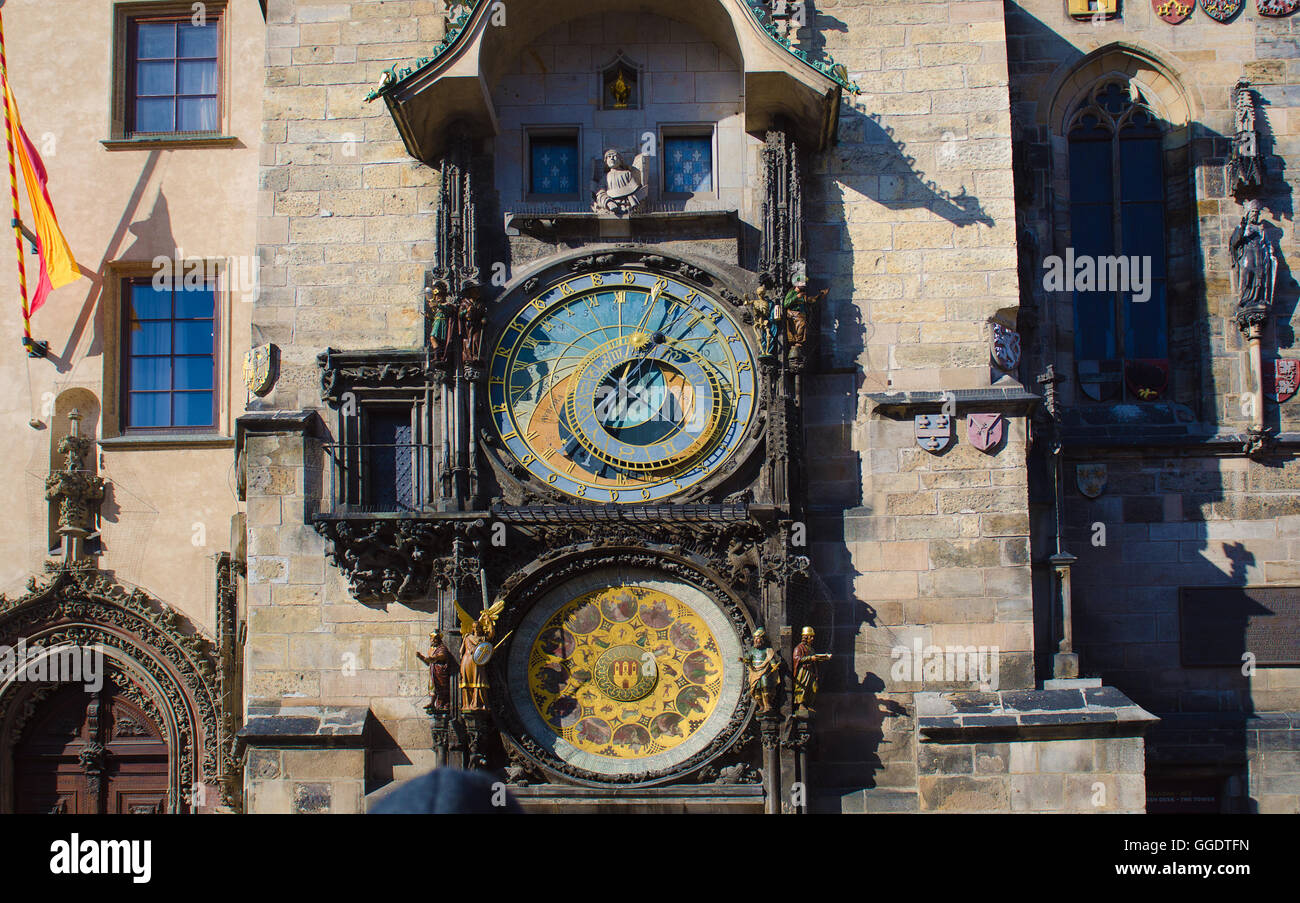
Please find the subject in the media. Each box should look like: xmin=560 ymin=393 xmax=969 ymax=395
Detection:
xmin=0 ymin=0 xmax=1296 ymax=815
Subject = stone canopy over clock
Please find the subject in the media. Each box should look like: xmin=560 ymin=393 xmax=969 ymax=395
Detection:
xmin=486 ymin=253 xmax=762 ymax=504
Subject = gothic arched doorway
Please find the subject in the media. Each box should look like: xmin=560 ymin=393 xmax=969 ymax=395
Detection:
xmin=14 ymin=685 xmax=169 ymax=814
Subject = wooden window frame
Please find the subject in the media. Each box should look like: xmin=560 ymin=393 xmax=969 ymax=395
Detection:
xmin=120 ymin=274 xmax=220 ymax=433
xmin=110 ymin=1 xmax=227 ymax=142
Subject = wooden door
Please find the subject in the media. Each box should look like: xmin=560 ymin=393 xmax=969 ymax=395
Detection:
xmin=14 ymin=685 xmax=169 ymax=814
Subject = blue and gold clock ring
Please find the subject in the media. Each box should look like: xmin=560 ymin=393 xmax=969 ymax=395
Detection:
xmin=488 ymin=268 xmax=758 ymax=503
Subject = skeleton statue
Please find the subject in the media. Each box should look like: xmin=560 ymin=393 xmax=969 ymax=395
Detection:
xmin=457 ymin=282 xmax=487 ymax=364
xmin=1230 ymin=200 xmax=1277 ymax=313
xmin=592 ymin=148 xmax=647 ymax=215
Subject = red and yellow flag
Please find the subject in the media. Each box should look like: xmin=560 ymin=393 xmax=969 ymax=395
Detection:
xmin=2 ymin=76 xmax=79 ymax=315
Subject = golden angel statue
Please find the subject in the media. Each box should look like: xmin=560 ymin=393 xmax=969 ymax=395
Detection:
xmin=453 ymin=596 xmax=507 ymax=712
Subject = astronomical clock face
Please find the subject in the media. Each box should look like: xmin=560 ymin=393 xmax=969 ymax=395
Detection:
xmin=489 ymin=268 xmax=757 ymax=502
xmin=506 ymin=568 xmax=743 ymax=780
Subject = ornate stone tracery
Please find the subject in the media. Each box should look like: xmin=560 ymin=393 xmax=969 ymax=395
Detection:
xmin=0 ymin=565 xmax=237 ymax=813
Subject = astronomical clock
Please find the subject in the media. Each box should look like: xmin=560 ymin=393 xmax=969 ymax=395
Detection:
xmin=315 ymin=126 xmax=826 ymax=811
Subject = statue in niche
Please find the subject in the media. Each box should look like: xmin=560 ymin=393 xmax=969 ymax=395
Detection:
xmin=455 ymin=598 xmax=505 ymax=712
xmin=610 ymin=69 xmax=631 ymax=109
xmin=591 ymin=148 xmax=647 ymax=216
xmin=458 ymin=282 xmax=487 ymax=364
xmin=1230 ymin=200 xmax=1277 ymax=313
xmin=792 ymin=626 xmax=831 ymax=713
xmin=748 ymin=284 xmax=782 ymax=358
xmin=416 ymin=630 xmax=457 ymax=712
xmin=1229 ymin=78 xmax=1266 ymax=194
xmin=426 ymin=279 xmax=458 ymax=362
xmin=739 ymin=628 xmax=783 ymax=714
xmin=782 ymin=280 xmax=826 ymax=347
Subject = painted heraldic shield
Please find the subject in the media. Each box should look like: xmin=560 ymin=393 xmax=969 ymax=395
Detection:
xmin=1153 ymin=0 xmax=1194 ymax=22
xmin=1270 ymin=359 xmax=1299 ymax=403
xmin=1076 ymin=463 xmax=1108 ymax=499
xmin=967 ymin=413 xmax=1004 ymax=453
xmin=1200 ymin=0 xmax=1244 ymax=20
xmin=1257 ymin=0 xmax=1300 ymax=16
xmin=989 ymin=321 xmax=1020 ymax=373
xmin=243 ymin=343 xmax=276 ymax=396
xmin=915 ymin=414 xmax=953 ymax=453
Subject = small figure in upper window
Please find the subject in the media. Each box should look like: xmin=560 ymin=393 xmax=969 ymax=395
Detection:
xmin=458 ymin=282 xmax=487 ymax=365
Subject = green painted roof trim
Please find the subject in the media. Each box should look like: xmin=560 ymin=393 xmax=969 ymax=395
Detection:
xmin=364 ymin=0 xmax=859 ymax=103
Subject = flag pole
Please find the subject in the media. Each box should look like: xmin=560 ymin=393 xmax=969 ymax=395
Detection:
xmin=0 ymin=4 xmax=43 ymax=358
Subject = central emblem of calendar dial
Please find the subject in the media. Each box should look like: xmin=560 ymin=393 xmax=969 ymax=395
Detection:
xmin=489 ymin=269 xmax=757 ymax=503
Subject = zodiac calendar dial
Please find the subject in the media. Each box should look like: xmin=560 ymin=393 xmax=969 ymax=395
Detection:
xmin=525 ymin=586 xmax=723 ymax=760
xmin=488 ymin=269 xmax=757 ymax=503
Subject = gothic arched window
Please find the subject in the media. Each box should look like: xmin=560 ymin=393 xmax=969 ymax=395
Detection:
xmin=1068 ymin=80 xmax=1168 ymax=401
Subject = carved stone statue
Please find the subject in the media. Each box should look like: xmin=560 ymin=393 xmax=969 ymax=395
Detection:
xmin=592 ymin=148 xmax=647 ymax=216
xmin=426 ymin=279 xmax=457 ymax=362
xmin=415 ymin=630 xmax=457 ymax=712
xmin=1229 ymin=78 xmax=1266 ymax=194
xmin=1230 ymin=201 xmax=1277 ymax=313
xmin=739 ymin=628 xmax=782 ymax=714
xmin=782 ymin=281 xmax=826 ymax=347
xmin=457 ymin=282 xmax=487 ymax=364
xmin=792 ymin=626 xmax=831 ymax=713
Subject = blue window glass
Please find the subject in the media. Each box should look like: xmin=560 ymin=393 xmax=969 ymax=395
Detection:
xmin=530 ymin=136 xmax=579 ymax=196
xmin=129 ymin=18 xmax=219 ymax=135
xmin=664 ymin=136 xmax=712 ymax=193
xmin=124 ymin=278 xmax=215 ymax=429
xmin=1068 ymin=82 xmax=1170 ymax=393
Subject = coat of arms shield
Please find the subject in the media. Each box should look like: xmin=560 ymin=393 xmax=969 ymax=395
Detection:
xmin=1200 ymin=0 xmax=1244 ymax=20
xmin=915 ymin=414 xmax=952 ymax=454
xmin=242 ymin=343 xmax=277 ymax=396
xmin=1270 ymin=359 xmax=1299 ymax=403
xmin=1076 ymin=463 xmax=1108 ymax=499
xmin=1257 ymin=0 xmax=1299 ymax=16
xmin=967 ymin=413 xmax=1004 ymax=453
xmin=1153 ymin=0 xmax=1194 ymax=22
xmin=989 ymin=321 xmax=1021 ymax=373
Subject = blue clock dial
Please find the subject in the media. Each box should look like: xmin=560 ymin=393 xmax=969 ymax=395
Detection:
xmin=489 ymin=269 xmax=757 ymax=503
